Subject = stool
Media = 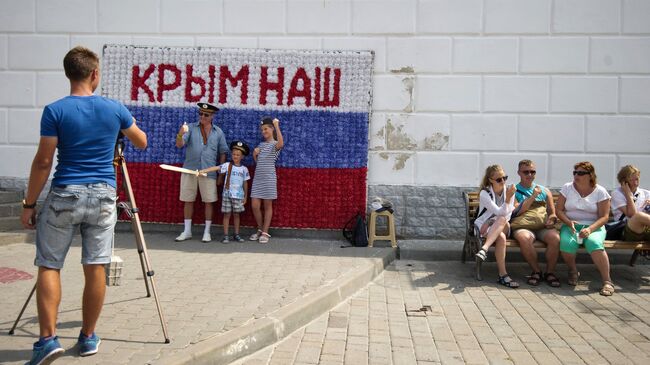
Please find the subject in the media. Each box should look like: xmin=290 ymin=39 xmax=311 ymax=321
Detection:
xmin=368 ymin=210 xmax=397 ymax=248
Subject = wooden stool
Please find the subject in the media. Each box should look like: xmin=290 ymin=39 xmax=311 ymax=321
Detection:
xmin=368 ymin=210 xmax=397 ymax=248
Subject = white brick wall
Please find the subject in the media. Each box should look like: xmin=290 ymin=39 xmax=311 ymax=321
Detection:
xmin=287 ymin=0 xmax=349 ymax=34
xmin=450 ymin=115 xmax=517 ymax=151
xmin=352 ymin=0 xmax=415 ymax=34
xmin=0 ymin=0 xmax=649 ymax=191
xmin=483 ymin=76 xmax=548 ymax=112
xmin=553 ymin=0 xmax=620 ymax=34
xmin=0 ymin=108 xmax=7 ymax=143
xmin=621 ymin=77 xmax=650 ymax=113
xmin=453 ymin=38 xmax=517 ymax=73
xmin=520 ymin=37 xmax=588 ymax=73
xmin=160 ymin=0 xmax=222 ymax=34
xmin=550 ymin=77 xmax=618 ymax=113
xmin=415 ymin=76 xmax=481 ymax=112
xmin=8 ymin=109 xmax=40 ymax=144
xmin=36 ymin=0 xmax=97 ymax=33
xmin=484 ymin=0 xmax=550 ymax=34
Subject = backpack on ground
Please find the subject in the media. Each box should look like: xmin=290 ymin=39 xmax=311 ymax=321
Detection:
xmin=343 ymin=213 xmax=368 ymax=247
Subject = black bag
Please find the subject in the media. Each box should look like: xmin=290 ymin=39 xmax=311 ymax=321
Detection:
xmin=605 ymin=219 xmax=626 ymax=240
xmin=343 ymin=213 xmax=368 ymax=247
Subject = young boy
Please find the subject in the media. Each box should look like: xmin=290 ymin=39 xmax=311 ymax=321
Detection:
xmin=202 ymin=141 xmax=251 ymax=243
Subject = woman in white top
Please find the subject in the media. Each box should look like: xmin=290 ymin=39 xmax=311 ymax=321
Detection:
xmin=474 ymin=165 xmax=518 ymax=288
xmin=556 ymin=161 xmax=613 ymax=296
xmin=611 ymin=165 xmax=650 ymax=243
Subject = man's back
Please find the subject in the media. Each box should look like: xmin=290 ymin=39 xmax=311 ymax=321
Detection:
xmin=42 ymin=95 xmax=133 ymax=187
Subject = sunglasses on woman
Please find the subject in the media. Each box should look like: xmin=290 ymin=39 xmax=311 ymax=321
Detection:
xmin=491 ymin=175 xmax=508 ymax=183
xmin=573 ymin=170 xmax=589 ymax=176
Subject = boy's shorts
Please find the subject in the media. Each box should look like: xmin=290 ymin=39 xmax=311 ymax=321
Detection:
xmin=179 ymin=174 xmax=217 ymax=203
xmin=221 ymin=195 xmax=244 ymax=213
xmin=35 ymin=184 xmax=117 ymax=269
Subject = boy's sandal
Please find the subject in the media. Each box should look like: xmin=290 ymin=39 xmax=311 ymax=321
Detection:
xmin=544 ymin=272 xmax=561 ymax=288
xmin=600 ymin=281 xmax=615 ymax=296
xmin=259 ymin=232 xmax=271 ymax=244
xmin=567 ymin=271 xmax=580 ymax=286
xmin=475 ymin=248 xmax=487 ymax=262
xmin=527 ymin=271 xmax=543 ymax=286
xmin=497 ymin=274 xmax=519 ymax=289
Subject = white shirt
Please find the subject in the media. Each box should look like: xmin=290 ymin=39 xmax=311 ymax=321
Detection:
xmin=610 ymin=187 xmax=650 ymax=221
xmin=560 ymin=182 xmax=610 ymax=224
xmin=474 ymin=185 xmax=515 ymax=229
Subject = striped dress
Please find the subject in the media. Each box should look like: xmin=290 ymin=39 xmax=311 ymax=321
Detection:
xmin=251 ymin=141 xmax=280 ymax=199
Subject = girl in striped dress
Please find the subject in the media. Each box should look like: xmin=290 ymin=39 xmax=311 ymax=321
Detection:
xmin=249 ymin=117 xmax=284 ymax=243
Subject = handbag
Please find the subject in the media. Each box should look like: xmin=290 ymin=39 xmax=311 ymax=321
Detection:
xmin=605 ymin=214 xmax=626 ymax=240
xmin=509 ymin=200 xmax=547 ymax=231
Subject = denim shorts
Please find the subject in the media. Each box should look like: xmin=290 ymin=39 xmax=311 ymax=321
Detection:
xmin=35 ymin=183 xmax=117 ymax=269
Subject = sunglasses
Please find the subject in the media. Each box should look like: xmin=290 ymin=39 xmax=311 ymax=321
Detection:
xmin=520 ymin=170 xmax=536 ymax=176
xmin=573 ymin=170 xmax=590 ymax=176
xmin=491 ymin=175 xmax=508 ymax=183
xmin=198 ymin=112 xmax=213 ymax=117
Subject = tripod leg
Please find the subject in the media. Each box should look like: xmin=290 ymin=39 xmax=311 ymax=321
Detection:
xmin=9 ymin=282 xmax=37 ymax=335
xmin=118 ymin=155 xmax=171 ymax=343
xmin=131 ymin=219 xmax=152 ymax=297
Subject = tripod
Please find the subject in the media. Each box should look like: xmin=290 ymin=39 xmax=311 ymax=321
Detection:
xmin=9 ymin=138 xmax=171 ymax=344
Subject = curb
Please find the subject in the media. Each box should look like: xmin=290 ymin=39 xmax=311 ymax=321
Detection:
xmin=157 ymin=248 xmax=396 ymax=365
xmin=0 ymin=231 xmax=35 ymax=247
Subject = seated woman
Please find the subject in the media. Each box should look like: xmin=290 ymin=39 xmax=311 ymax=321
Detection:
xmin=611 ymin=165 xmax=650 ymax=246
xmin=556 ymin=161 xmax=613 ymax=296
xmin=474 ymin=165 xmax=518 ymax=288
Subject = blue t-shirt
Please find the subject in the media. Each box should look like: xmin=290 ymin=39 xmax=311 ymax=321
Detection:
xmin=515 ymin=182 xmax=547 ymax=203
xmin=41 ymin=95 xmax=133 ymax=188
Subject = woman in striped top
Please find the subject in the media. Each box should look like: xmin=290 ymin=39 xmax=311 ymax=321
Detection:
xmin=249 ymin=117 xmax=284 ymax=244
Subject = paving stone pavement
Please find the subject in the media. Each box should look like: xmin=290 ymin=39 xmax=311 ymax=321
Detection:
xmin=233 ymin=260 xmax=650 ymax=365
xmin=0 ymin=232 xmax=393 ymax=364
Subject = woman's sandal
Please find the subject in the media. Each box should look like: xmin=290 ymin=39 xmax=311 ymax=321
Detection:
xmin=567 ymin=271 xmax=580 ymax=286
xmin=259 ymin=232 xmax=271 ymax=244
xmin=249 ymin=229 xmax=262 ymax=241
xmin=544 ymin=272 xmax=561 ymax=288
xmin=600 ymin=281 xmax=615 ymax=296
xmin=497 ymin=274 xmax=519 ymax=289
xmin=475 ymin=248 xmax=487 ymax=262
xmin=527 ymin=271 xmax=543 ymax=286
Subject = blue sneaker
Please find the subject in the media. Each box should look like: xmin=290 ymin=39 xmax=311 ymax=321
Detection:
xmin=77 ymin=332 xmax=101 ymax=357
xmin=28 ymin=336 xmax=64 ymax=365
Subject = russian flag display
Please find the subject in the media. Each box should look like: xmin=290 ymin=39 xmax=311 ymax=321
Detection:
xmin=102 ymin=45 xmax=374 ymax=229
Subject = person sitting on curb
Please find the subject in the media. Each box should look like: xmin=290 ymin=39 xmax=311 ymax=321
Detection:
xmin=511 ymin=160 xmax=561 ymax=287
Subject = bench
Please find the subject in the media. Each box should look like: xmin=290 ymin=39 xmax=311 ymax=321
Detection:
xmin=462 ymin=191 xmax=650 ymax=281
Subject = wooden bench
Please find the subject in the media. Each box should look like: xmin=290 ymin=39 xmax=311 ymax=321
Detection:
xmin=462 ymin=191 xmax=650 ymax=281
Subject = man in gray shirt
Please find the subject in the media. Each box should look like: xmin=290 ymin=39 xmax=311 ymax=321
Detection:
xmin=175 ymin=103 xmax=228 ymax=243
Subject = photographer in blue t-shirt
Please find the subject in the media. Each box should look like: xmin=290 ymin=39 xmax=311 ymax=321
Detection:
xmin=20 ymin=46 xmax=147 ymax=364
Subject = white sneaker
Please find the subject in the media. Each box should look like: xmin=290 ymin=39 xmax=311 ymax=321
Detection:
xmin=175 ymin=231 xmax=192 ymax=241
xmin=202 ymin=232 xmax=212 ymax=243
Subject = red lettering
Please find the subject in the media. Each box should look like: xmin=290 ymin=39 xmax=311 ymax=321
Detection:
xmin=259 ymin=66 xmax=284 ymax=106
xmin=208 ymin=65 xmax=216 ymax=104
xmin=131 ymin=64 xmax=155 ymax=102
xmin=157 ymin=64 xmax=182 ymax=102
xmin=287 ymin=67 xmax=311 ymax=107
xmin=184 ymin=65 xmax=206 ymax=103
xmin=219 ymin=65 xmax=249 ymax=105
xmin=314 ymin=67 xmax=341 ymax=107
